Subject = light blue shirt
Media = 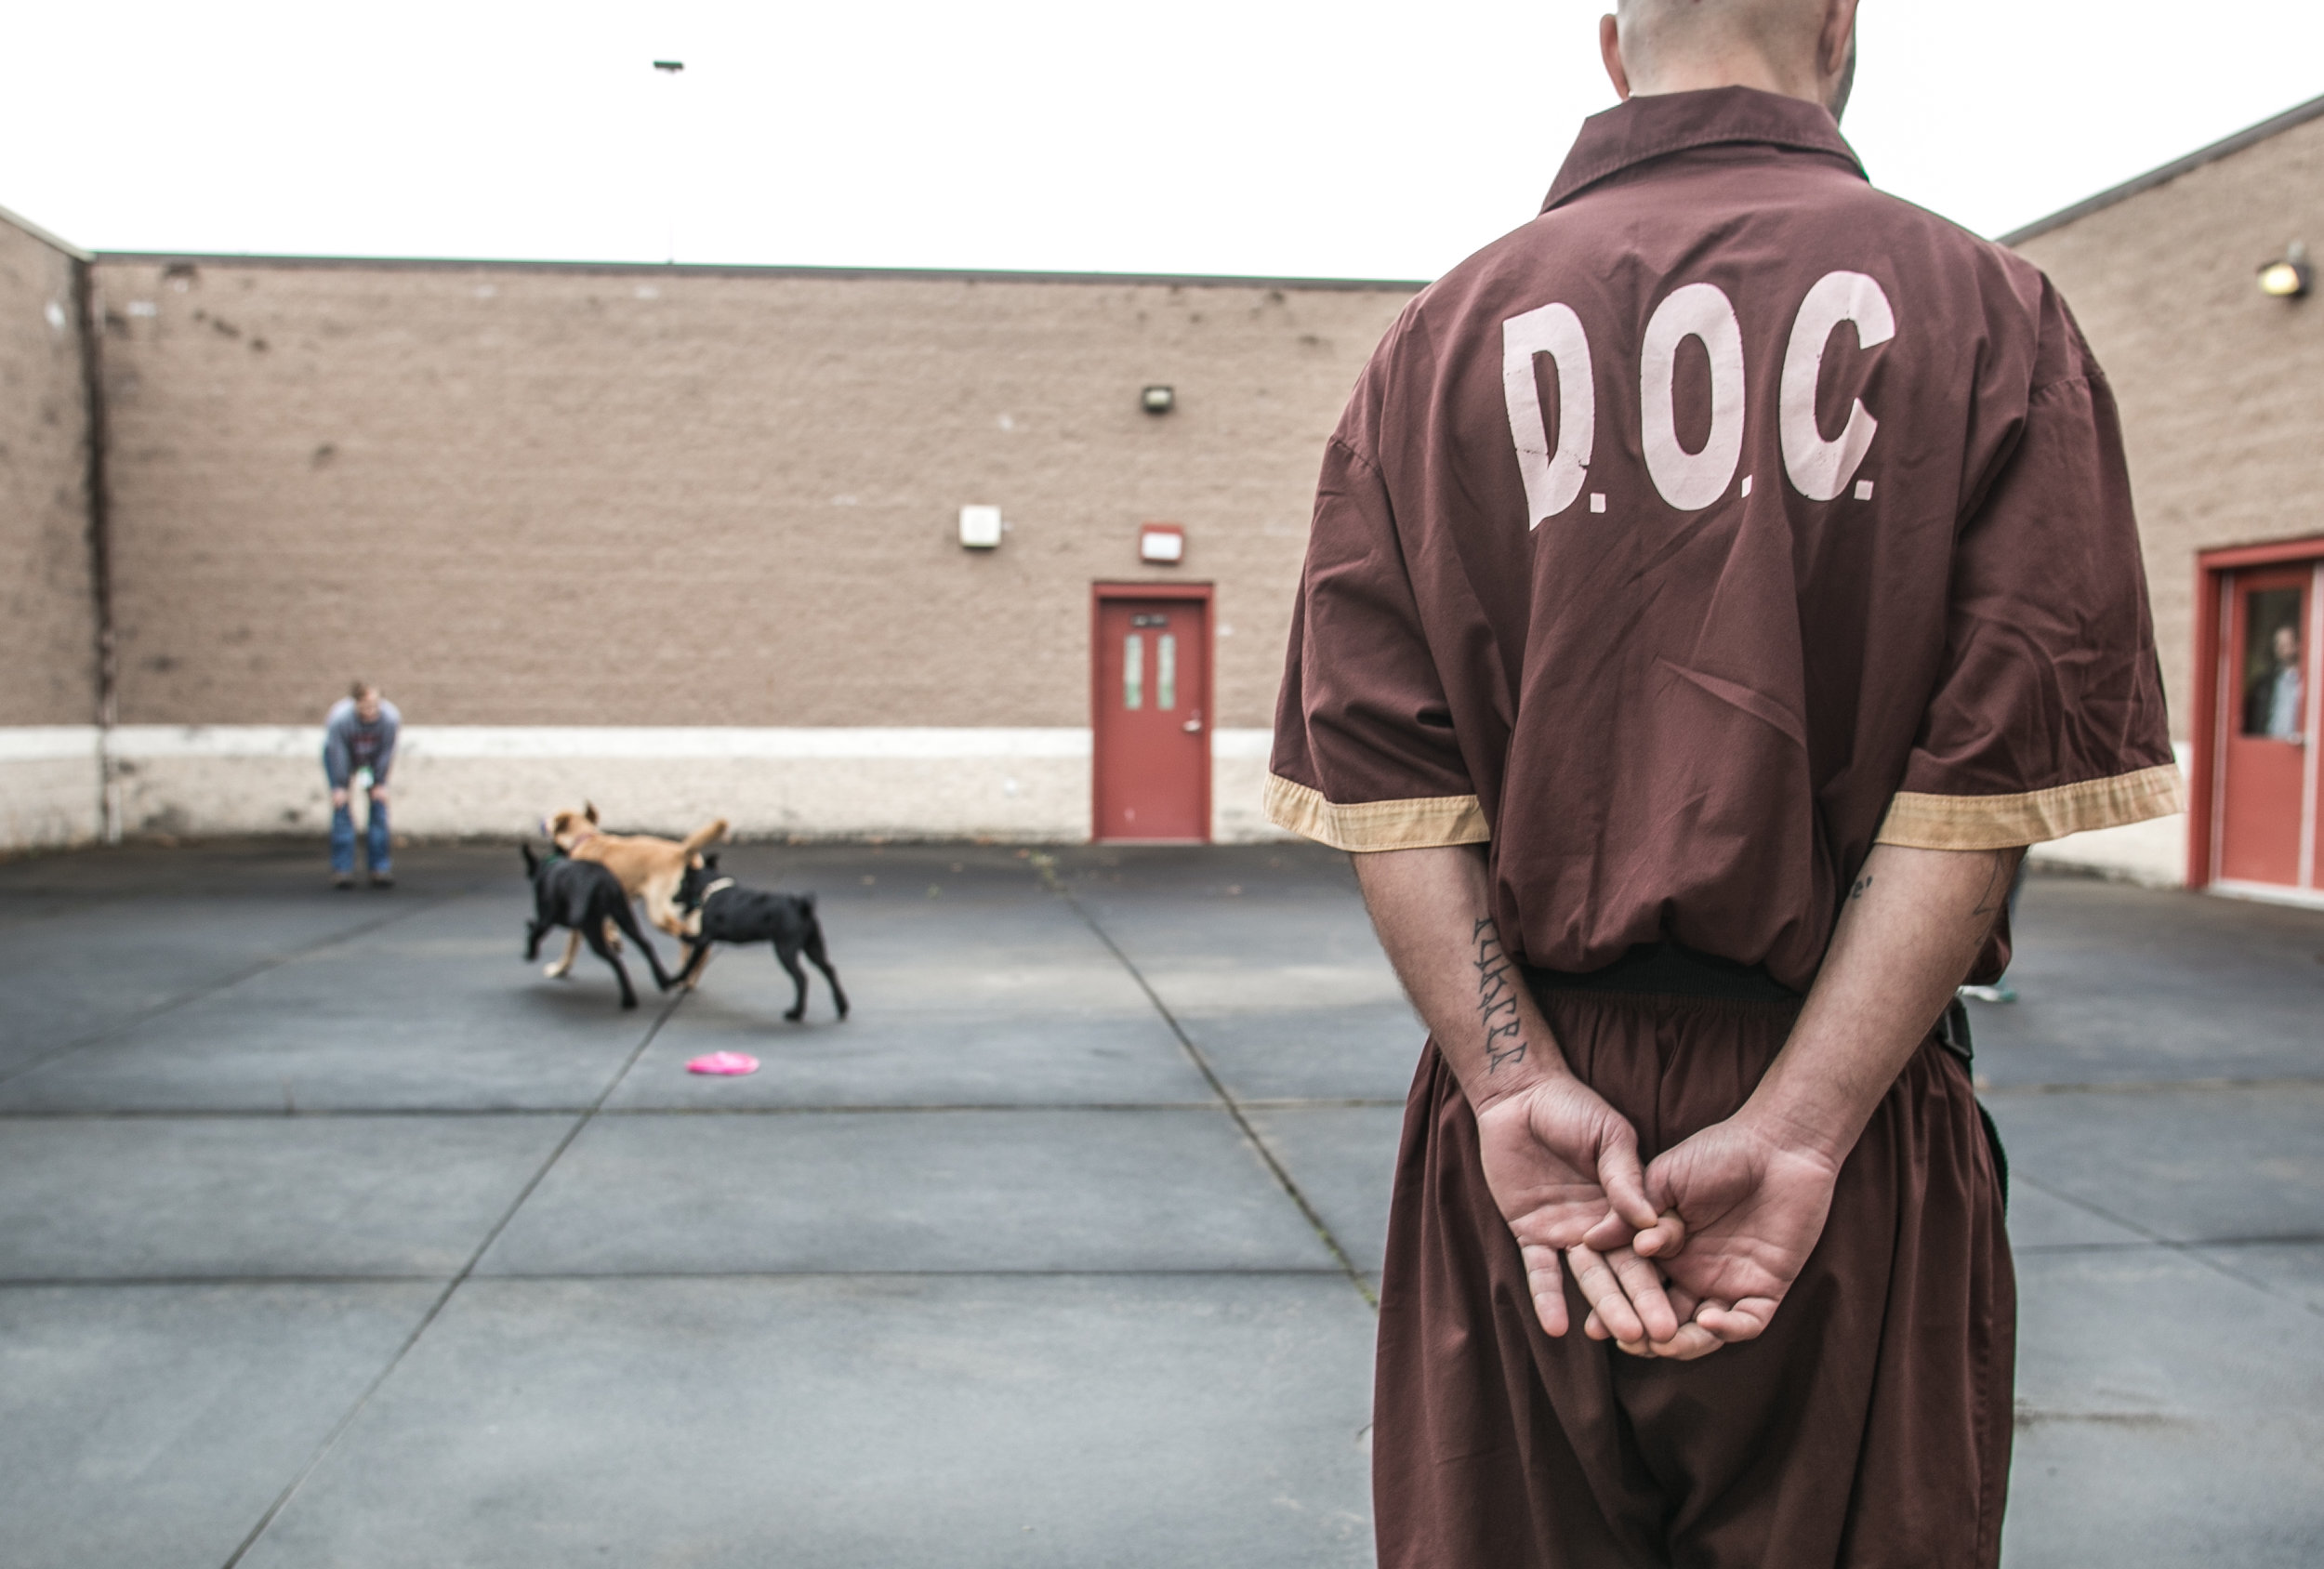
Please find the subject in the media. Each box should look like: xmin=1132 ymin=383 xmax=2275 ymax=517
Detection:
xmin=2265 ymin=666 xmax=2304 ymax=742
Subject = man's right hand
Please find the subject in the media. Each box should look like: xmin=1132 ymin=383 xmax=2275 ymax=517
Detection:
xmin=1472 ymin=1073 xmax=1680 ymax=1344
xmin=330 ymin=788 xmax=350 ymax=809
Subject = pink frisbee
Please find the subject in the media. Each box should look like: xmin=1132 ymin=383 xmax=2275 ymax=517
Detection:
xmin=685 ymin=1051 xmax=760 ymax=1076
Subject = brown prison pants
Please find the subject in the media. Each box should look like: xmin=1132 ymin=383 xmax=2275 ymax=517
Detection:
xmin=1374 ymin=992 xmax=2014 ymax=1569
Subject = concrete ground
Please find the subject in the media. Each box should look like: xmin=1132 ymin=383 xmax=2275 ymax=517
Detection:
xmin=0 ymin=839 xmax=2317 ymax=1568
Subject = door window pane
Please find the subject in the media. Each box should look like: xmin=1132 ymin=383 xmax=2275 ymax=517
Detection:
xmin=1157 ymin=635 xmax=1177 ymax=711
xmin=2242 ymin=587 xmax=2305 ymax=740
xmin=1123 ymin=634 xmax=1143 ymax=710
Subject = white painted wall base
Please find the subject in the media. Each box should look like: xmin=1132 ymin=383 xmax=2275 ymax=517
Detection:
xmin=1211 ymin=730 xmax=1296 ymax=845
xmin=66 ymin=725 xmax=1296 ymax=846
xmin=32 ymin=723 xmax=2199 ymax=875
xmin=0 ymin=728 xmax=102 ymax=850
xmin=2027 ymin=811 xmax=2187 ymax=887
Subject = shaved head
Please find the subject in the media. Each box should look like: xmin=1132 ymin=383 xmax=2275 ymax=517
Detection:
xmin=1602 ymin=0 xmax=1859 ymax=120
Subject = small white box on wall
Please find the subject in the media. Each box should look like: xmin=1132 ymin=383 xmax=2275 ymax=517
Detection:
xmin=1139 ymin=522 xmax=1184 ymax=563
xmin=959 ymin=505 xmax=1003 ymax=549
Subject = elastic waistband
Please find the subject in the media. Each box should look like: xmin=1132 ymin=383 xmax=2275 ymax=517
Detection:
xmin=1523 ymin=943 xmax=1978 ymax=1065
xmin=1525 ymin=942 xmax=1802 ymax=1005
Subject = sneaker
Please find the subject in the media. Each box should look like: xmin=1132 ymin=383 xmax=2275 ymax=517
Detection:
xmin=332 ymin=873 xmax=355 ymax=890
xmin=369 ymin=872 xmax=395 ymax=890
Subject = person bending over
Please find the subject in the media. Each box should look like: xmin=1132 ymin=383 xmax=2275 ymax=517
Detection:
xmin=324 ymin=681 xmax=401 ymax=889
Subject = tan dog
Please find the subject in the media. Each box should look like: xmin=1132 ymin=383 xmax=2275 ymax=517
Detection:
xmin=541 ymin=804 xmax=728 ymax=981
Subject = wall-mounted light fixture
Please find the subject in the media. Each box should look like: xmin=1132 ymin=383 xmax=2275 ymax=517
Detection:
xmin=959 ymin=505 xmax=1003 ymax=549
xmin=1139 ymin=522 xmax=1185 ymax=564
xmin=2258 ymin=241 xmax=2312 ymax=299
xmin=1141 ymin=385 xmax=1175 ymax=415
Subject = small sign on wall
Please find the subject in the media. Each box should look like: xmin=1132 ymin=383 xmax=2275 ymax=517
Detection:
xmin=959 ymin=505 xmax=1003 ymax=549
xmin=1139 ymin=522 xmax=1185 ymax=564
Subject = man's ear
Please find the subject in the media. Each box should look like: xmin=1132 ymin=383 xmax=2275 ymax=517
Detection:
xmin=1821 ymin=0 xmax=1859 ymax=118
xmin=1599 ymin=12 xmax=1632 ymax=101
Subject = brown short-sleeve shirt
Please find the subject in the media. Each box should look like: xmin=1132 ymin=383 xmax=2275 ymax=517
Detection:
xmin=1268 ymin=87 xmax=2180 ymax=989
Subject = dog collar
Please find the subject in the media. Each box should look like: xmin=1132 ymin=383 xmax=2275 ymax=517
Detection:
xmin=700 ymin=877 xmax=736 ymax=900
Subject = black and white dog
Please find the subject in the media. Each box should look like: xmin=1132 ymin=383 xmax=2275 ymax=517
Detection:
xmin=521 ymin=844 xmax=675 ymax=1009
xmin=675 ymin=855 xmax=850 ymax=1022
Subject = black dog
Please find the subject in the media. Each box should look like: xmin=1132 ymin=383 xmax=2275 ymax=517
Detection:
xmin=521 ymin=844 xmax=674 ymax=1009
xmin=674 ymin=855 xmax=849 ymax=1022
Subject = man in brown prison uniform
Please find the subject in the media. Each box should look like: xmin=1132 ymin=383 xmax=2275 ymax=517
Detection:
xmin=1265 ymin=3 xmax=2181 ymax=1565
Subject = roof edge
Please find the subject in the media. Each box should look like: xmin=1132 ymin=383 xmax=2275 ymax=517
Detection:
xmin=88 ymin=250 xmax=1429 ymax=294
xmin=0 ymin=202 xmax=92 ymax=262
xmin=2000 ymin=90 xmax=2324 ymax=246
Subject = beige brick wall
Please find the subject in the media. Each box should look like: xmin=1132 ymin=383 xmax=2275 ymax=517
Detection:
xmin=91 ymin=258 xmax=1414 ymax=734
xmin=2014 ymin=114 xmax=2324 ymax=744
xmin=0 ymin=208 xmax=102 ymax=850
xmin=0 ymin=211 xmax=98 ymax=730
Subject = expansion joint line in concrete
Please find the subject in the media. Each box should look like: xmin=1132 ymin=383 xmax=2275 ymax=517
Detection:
xmin=1029 ymin=854 xmax=1379 ymax=1311
xmin=1981 ymin=1074 xmax=2324 ymax=1097
xmin=215 ymin=983 xmax=691 ymax=1569
xmin=2010 ymin=1169 xmax=2324 ymax=1325
xmin=0 ymin=883 xmax=480 ymax=1091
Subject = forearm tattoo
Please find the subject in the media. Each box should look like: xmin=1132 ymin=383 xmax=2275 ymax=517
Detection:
xmin=1472 ymin=916 xmax=1527 ymax=1073
xmin=1970 ymin=850 xmax=2014 ymax=919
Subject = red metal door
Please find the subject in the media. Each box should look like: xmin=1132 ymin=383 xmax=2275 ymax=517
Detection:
xmin=1092 ymin=590 xmax=1210 ymax=841
xmin=2214 ymin=565 xmax=2317 ymax=888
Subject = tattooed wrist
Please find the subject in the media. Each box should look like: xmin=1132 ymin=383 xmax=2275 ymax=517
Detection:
xmin=1472 ymin=916 xmax=1529 ymax=1073
xmin=1969 ymin=849 xmax=2015 ymax=918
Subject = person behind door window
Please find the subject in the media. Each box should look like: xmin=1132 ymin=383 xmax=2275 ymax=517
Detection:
xmin=324 ymin=681 xmax=401 ymax=889
xmin=2244 ymin=624 xmax=2304 ymax=741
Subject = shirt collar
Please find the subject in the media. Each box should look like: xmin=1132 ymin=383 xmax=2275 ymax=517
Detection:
xmin=1542 ymin=86 xmax=1865 ymax=213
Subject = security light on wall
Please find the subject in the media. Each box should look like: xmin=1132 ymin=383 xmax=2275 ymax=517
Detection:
xmin=1141 ymin=385 xmax=1175 ymax=415
xmin=1139 ymin=522 xmax=1185 ymax=563
xmin=2258 ymin=242 xmax=2312 ymax=298
xmin=959 ymin=505 xmax=1004 ymax=549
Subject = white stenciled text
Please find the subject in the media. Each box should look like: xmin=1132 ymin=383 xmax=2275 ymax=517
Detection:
xmin=1500 ymin=270 xmax=1896 ymax=527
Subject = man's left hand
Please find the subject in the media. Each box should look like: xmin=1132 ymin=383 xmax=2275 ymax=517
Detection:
xmin=1638 ymin=1114 xmax=1841 ymax=1346
xmin=368 ymin=784 xmax=390 ymax=802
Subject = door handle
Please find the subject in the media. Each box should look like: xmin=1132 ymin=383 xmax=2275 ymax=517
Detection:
xmin=1182 ymin=710 xmax=1204 ymax=733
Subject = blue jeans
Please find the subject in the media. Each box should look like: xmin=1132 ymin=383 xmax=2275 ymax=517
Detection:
xmin=331 ymin=791 xmax=391 ymax=876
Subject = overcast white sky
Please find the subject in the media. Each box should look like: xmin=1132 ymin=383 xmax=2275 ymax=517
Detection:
xmin=3 ymin=2 xmax=2318 ymax=280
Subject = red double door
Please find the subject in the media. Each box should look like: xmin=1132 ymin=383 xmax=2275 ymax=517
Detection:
xmin=2210 ymin=559 xmax=2323 ymax=892
xmin=1092 ymin=588 xmax=1210 ymax=841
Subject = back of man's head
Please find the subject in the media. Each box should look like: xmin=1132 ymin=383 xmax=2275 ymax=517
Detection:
xmin=1605 ymin=0 xmax=1857 ymax=117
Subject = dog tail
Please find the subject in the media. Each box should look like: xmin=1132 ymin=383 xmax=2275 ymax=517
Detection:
xmin=680 ymin=818 xmax=730 ymax=856
xmin=521 ymin=842 xmax=538 ymax=875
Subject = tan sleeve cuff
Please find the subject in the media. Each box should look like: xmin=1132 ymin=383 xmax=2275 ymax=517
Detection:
xmin=1874 ymin=763 xmax=2186 ymax=850
xmin=1263 ymin=773 xmax=1490 ymax=851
